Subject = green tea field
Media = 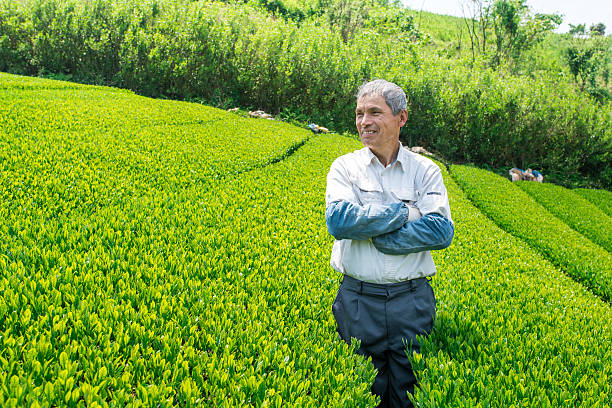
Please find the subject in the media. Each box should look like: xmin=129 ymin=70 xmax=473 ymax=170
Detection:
xmin=1 ymin=73 xmax=610 ymax=407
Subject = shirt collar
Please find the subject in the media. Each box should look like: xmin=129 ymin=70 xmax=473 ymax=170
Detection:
xmin=362 ymin=143 xmax=409 ymax=171
xmin=363 ymin=147 xmax=378 ymax=167
xmin=395 ymin=143 xmax=412 ymax=173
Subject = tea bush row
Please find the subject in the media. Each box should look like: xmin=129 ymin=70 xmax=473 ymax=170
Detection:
xmin=0 ymin=76 xmax=378 ymax=405
xmin=0 ymin=72 xmax=102 ymax=90
xmin=450 ymin=165 xmax=612 ymax=301
xmin=1 ymin=75 xmax=610 ymax=406
xmin=517 ymin=181 xmax=612 ymax=252
xmin=0 ymin=74 xmax=311 ymax=180
xmin=1 ymin=0 xmax=610 ymax=187
xmin=0 ymin=135 xmax=381 ymax=407
xmin=412 ymin=162 xmax=612 ymax=407
xmin=574 ymin=188 xmax=612 ymax=218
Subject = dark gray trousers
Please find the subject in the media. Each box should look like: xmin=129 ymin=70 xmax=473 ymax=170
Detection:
xmin=332 ymin=275 xmax=436 ymax=408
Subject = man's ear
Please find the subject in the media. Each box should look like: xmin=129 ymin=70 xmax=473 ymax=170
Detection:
xmin=399 ymin=109 xmax=408 ymax=127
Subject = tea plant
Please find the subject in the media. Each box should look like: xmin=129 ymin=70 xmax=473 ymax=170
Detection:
xmin=517 ymin=181 xmax=612 ymax=252
xmin=451 ymin=164 xmax=612 ymax=301
xmin=1 ymin=73 xmax=610 ymax=407
xmin=413 ymin=163 xmax=612 ymax=408
xmin=574 ymin=188 xmax=612 ymax=218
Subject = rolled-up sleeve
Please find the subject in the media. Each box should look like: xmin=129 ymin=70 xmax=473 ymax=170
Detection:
xmin=325 ymin=159 xmax=408 ymax=241
xmin=372 ymin=163 xmax=454 ymax=255
xmin=372 ymin=213 xmax=454 ymax=255
xmin=326 ymin=200 xmax=408 ymax=240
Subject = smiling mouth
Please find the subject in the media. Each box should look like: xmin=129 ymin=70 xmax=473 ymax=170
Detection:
xmin=362 ymin=130 xmax=377 ymax=135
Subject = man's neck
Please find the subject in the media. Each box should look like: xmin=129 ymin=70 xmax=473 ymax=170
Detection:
xmin=370 ymin=141 xmax=400 ymax=168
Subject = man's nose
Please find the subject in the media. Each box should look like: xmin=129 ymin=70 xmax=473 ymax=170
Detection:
xmin=360 ymin=113 xmax=373 ymax=127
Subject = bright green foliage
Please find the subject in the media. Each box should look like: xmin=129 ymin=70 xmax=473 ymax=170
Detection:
xmin=516 ymin=181 xmax=612 ymax=252
xmin=487 ymin=0 xmax=561 ymax=70
xmin=0 ymin=72 xmax=100 ymax=90
xmin=405 ymin=9 xmax=465 ymax=46
xmin=564 ymin=24 xmax=611 ymax=100
xmin=0 ymin=73 xmax=380 ymax=406
xmin=413 ymin=163 xmax=612 ymax=408
xmin=1 ymin=0 xmax=611 ymax=188
xmin=574 ymin=188 xmax=612 ymax=218
xmin=2 ymin=73 xmax=612 ymax=407
xmin=399 ymin=62 xmax=611 ymax=188
xmin=451 ymin=165 xmax=612 ymax=301
xmin=0 ymin=76 xmax=310 ymax=179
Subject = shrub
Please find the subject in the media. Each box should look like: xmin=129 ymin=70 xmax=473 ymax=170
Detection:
xmin=1 ymin=73 xmax=611 ymax=407
xmin=451 ymin=164 xmax=612 ymax=301
xmin=517 ymin=181 xmax=612 ymax=252
xmin=574 ymin=188 xmax=612 ymax=217
xmin=1 ymin=0 xmax=610 ymax=187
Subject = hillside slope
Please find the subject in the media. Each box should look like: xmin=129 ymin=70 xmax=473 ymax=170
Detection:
xmin=575 ymin=188 xmax=612 ymax=217
xmin=1 ymin=0 xmax=610 ymax=188
xmin=451 ymin=165 xmax=612 ymax=301
xmin=0 ymin=73 xmax=610 ymax=407
xmin=517 ymin=181 xmax=612 ymax=252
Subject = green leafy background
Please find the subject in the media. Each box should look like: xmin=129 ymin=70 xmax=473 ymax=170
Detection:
xmin=1 ymin=73 xmax=610 ymax=407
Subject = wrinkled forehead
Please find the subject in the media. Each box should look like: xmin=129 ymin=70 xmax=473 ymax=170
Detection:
xmin=355 ymin=94 xmax=390 ymax=111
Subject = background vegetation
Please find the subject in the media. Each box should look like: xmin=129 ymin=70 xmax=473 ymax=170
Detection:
xmin=452 ymin=164 xmax=612 ymax=301
xmin=0 ymin=0 xmax=610 ymax=189
xmin=1 ymin=72 xmax=610 ymax=407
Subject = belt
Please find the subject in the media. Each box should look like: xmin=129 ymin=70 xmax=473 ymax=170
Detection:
xmin=341 ymin=274 xmax=428 ymax=298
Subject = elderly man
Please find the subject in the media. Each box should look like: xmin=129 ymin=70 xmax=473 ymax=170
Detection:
xmin=325 ymin=79 xmax=454 ymax=407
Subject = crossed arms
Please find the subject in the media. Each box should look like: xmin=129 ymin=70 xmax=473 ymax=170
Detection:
xmin=325 ymin=160 xmax=454 ymax=255
xmin=325 ymin=200 xmax=454 ymax=255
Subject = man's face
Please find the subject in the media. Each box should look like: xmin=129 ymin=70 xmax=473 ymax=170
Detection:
xmin=355 ymin=94 xmax=407 ymax=151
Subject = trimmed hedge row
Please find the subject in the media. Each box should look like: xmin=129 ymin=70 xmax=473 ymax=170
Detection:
xmin=2 ymin=74 xmax=611 ymax=407
xmin=574 ymin=188 xmax=612 ymax=218
xmin=517 ymin=181 xmax=612 ymax=252
xmin=450 ymin=164 xmax=612 ymax=301
xmin=1 ymin=0 xmax=610 ymax=187
xmin=1 ymin=74 xmax=378 ymax=406
xmin=0 ymin=74 xmax=310 ymax=181
xmin=413 ymin=162 xmax=612 ymax=407
xmin=0 ymin=71 xmax=103 ymax=90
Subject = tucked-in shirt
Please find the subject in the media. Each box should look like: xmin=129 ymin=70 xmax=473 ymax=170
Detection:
xmin=325 ymin=145 xmax=453 ymax=283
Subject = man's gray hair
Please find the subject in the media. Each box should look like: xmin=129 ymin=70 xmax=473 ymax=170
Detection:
xmin=357 ymin=79 xmax=407 ymax=116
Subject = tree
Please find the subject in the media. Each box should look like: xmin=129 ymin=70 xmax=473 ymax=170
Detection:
xmin=565 ymin=22 xmax=610 ymax=99
xmin=460 ymin=0 xmax=491 ymax=61
xmin=589 ymin=22 xmax=606 ymax=36
xmin=363 ymin=6 xmax=424 ymax=42
xmin=326 ymin=0 xmax=369 ymax=42
xmin=489 ymin=0 xmax=561 ymax=69
xmin=461 ymin=0 xmax=560 ymax=70
xmin=569 ymin=23 xmax=586 ymax=37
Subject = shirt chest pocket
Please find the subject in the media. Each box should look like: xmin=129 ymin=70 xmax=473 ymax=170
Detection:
xmin=353 ymin=177 xmax=383 ymax=205
xmin=393 ymin=187 xmax=419 ymax=206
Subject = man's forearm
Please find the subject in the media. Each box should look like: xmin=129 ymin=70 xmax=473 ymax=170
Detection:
xmin=325 ymin=200 xmax=408 ymax=241
xmin=371 ymin=213 xmax=454 ymax=255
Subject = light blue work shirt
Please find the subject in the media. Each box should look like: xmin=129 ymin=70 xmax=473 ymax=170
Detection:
xmin=325 ymin=146 xmax=453 ymax=283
